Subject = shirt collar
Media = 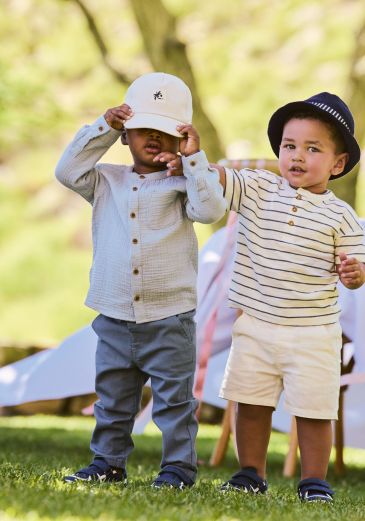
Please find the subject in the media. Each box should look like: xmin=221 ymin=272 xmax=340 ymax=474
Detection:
xmin=296 ymin=186 xmax=334 ymax=202
xmin=281 ymin=177 xmax=334 ymax=202
xmin=129 ymin=167 xmax=169 ymax=181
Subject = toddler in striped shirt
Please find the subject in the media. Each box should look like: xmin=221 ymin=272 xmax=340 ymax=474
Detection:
xmin=191 ymin=92 xmax=365 ymax=502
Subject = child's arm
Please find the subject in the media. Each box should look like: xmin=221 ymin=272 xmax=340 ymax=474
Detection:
xmin=55 ymin=104 xmax=132 ymax=203
xmin=172 ymin=124 xmax=226 ymax=223
xmin=337 ymin=252 xmax=365 ymax=289
xmin=153 ymin=154 xmax=227 ymax=187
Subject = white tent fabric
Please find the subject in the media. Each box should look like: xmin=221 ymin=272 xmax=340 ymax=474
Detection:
xmin=1 ymin=218 xmax=365 ymax=447
xmin=0 ymin=327 xmax=97 ymax=405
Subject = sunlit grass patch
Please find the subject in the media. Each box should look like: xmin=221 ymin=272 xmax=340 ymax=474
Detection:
xmin=1 ymin=416 xmax=365 ymax=520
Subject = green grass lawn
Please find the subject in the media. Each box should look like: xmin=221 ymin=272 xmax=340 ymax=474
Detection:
xmin=0 ymin=415 xmax=365 ymax=521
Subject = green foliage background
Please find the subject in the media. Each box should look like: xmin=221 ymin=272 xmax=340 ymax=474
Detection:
xmin=1 ymin=0 xmax=365 ymax=344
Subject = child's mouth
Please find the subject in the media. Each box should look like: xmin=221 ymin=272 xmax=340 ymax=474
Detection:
xmin=290 ymin=167 xmax=306 ymax=174
xmin=145 ymin=143 xmax=161 ymax=154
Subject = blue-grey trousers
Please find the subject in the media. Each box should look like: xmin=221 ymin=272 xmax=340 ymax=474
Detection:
xmin=90 ymin=311 xmax=198 ymax=481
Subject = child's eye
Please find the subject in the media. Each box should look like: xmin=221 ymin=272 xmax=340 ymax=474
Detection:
xmin=283 ymin=144 xmax=295 ymax=150
xmin=308 ymin=146 xmax=320 ymax=152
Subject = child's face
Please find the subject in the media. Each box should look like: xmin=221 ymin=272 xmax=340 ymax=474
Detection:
xmin=123 ymin=128 xmax=179 ymax=174
xmin=278 ymin=118 xmax=348 ymax=193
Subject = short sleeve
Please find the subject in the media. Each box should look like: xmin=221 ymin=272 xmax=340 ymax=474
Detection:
xmin=224 ymin=168 xmax=259 ymax=212
xmin=334 ymin=207 xmax=365 ymax=264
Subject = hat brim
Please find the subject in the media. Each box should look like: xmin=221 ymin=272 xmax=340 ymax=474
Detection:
xmin=124 ymin=113 xmax=187 ymax=138
xmin=267 ymin=101 xmax=361 ymax=179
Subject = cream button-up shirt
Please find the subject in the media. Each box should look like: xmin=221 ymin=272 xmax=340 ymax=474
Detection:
xmin=55 ymin=116 xmax=226 ymax=323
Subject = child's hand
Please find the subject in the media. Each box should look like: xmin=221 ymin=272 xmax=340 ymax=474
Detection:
xmin=153 ymin=152 xmax=183 ymax=177
xmin=177 ymin=124 xmax=200 ymax=157
xmin=337 ymin=252 xmax=365 ymax=289
xmin=104 ymin=104 xmax=133 ymax=130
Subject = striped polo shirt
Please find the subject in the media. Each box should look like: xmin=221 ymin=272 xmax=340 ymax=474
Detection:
xmin=224 ymin=168 xmax=365 ymax=326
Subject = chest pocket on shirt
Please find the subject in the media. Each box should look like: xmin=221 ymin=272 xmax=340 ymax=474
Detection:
xmin=146 ymin=191 xmax=183 ymax=230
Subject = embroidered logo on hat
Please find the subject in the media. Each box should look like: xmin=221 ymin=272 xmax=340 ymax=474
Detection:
xmin=153 ymin=90 xmax=163 ymax=101
xmin=124 ymin=72 xmax=193 ymax=137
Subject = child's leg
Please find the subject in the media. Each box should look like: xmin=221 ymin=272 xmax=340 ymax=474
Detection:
xmin=236 ymin=403 xmax=274 ymax=478
xmin=91 ymin=315 xmax=148 ymax=469
xmin=142 ymin=311 xmax=198 ymax=484
xmin=296 ymin=416 xmax=332 ymax=480
xmin=219 ymin=313 xmax=283 ymax=490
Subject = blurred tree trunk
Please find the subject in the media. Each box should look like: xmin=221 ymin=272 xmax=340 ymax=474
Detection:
xmin=128 ymin=0 xmax=224 ymax=161
xmin=332 ymin=18 xmax=365 ymax=208
xmin=67 ymin=0 xmax=224 ymax=162
xmin=66 ymin=0 xmax=133 ymax=85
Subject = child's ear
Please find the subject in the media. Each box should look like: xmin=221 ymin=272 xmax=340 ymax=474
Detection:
xmin=120 ymin=129 xmax=128 ymax=145
xmin=331 ymin=152 xmax=349 ymax=177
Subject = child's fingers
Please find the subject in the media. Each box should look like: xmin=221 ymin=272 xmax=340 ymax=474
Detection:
xmin=343 ymin=257 xmax=358 ymax=266
xmin=338 ymin=252 xmax=347 ymax=263
xmin=176 ymin=124 xmax=189 ymax=135
xmin=341 ymin=269 xmax=360 ymax=279
xmin=167 ymin=157 xmax=182 ymax=169
xmin=117 ymin=104 xmax=134 ymax=117
xmin=153 ymin=152 xmax=176 ymax=163
xmin=105 ymin=106 xmax=133 ymax=127
xmin=111 ymin=108 xmax=133 ymax=122
xmin=340 ymin=258 xmax=359 ymax=275
xmin=176 ymin=124 xmax=198 ymax=137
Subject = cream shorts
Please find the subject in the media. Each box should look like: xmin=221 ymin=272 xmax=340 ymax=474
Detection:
xmin=220 ymin=313 xmax=342 ymax=420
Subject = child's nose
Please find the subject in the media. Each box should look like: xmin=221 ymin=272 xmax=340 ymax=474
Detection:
xmin=148 ymin=129 xmax=161 ymax=139
xmin=292 ymin=149 xmax=304 ymax=161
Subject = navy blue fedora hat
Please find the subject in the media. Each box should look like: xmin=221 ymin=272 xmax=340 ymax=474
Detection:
xmin=267 ymin=92 xmax=361 ymax=180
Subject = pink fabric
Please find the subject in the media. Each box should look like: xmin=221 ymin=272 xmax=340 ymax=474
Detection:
xmin=194 ymin=212 xmax=237 ymax=400
xmin=341 ymin=372 xmax=365 ymax=386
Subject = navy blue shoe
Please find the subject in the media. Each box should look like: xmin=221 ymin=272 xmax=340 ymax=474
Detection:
xmin=64 ymin=459 xmax=127 ymax=484
xmin=298 ymin=478 xmax=334 ymax=503
xmin=152 ymin=465 xmax=194 ymax=490
xmin=220 ymin=467 xmax=268 ymax=494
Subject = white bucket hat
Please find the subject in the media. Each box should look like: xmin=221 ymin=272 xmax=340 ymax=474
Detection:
xmin=124 ymin=72 xmax=193 ymax=137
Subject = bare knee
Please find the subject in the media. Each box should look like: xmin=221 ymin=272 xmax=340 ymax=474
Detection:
xmin=237 ymin=403 xmax=274 ymax=421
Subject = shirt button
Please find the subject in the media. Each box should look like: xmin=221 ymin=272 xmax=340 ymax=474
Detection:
xmin=139 ymin=175 xmax=145 ymax=179
xmin=133 ymin=268 xmax=139 ymax=275
xmin=133 ymin=186 xmax=138 ymax=191
xmin=296 ymin=194 xmax=302 ymax=200
xmin=98 ymin=126 xmax=104 ymax=132
xmin=292 ymin=206 xmax=298 ymax=212
xmin=130 ymin=212 xmax=136 ymax=218
xmin=288 ymin=220 xmax=294 ymax=226
xmin=190 ymin=160 xmax=196 ymax=167
xmin=132 ymin=238 xmax=138 ymax=244
xmin=134 ymin=295 xmax=140 ymax=302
